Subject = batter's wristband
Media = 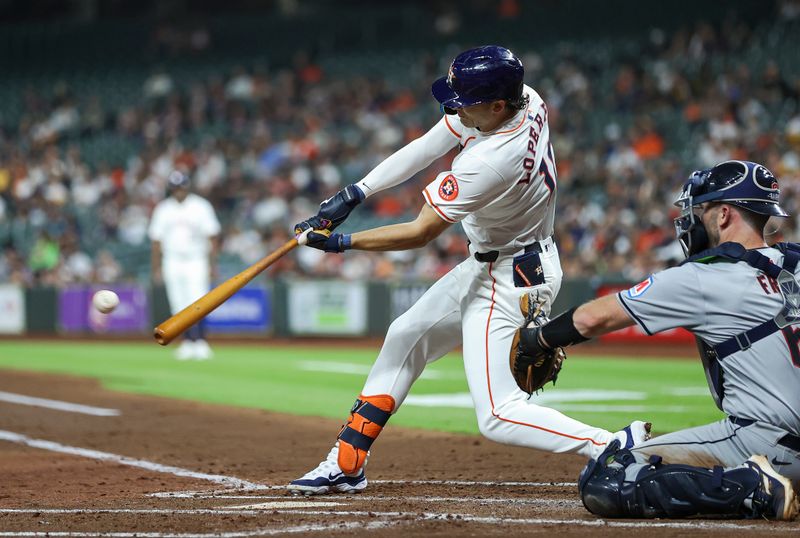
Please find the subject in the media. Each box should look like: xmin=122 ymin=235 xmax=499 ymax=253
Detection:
xmin=341 ymin=234 xmax=352 ymax=251
xmin=540 ymin=307 xmax=590 ymax=348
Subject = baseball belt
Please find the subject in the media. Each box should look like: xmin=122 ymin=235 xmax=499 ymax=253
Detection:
xmin=729 ymin=416 xmax=800 ymax=452
xmin=474 ymin=237 xmax=552 ymax=263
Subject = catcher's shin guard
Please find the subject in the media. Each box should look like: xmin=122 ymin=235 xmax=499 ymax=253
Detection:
xmin=337 ymin=394 xmax=395 ymax=475
xmin=578 ymin=440 xmax=762 ymax=518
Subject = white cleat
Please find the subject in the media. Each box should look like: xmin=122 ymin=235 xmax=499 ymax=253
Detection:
xmin=174 ymin=341 xmax=194 ymax=361
xmin=192 ymin=339 xmax=213 ymax=360
xmin=287 ymin=442 xmax=367 ymax=496
xmin=614 ymin=420 xmax=652 ymax=449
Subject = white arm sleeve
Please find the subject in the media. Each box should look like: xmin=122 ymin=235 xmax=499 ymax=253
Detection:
xmin=355 ymin=116 xmax=461 ymax=198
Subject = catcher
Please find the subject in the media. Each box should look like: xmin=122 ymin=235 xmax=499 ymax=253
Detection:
xmin=510 ymin=160 xmax=799 ymax=520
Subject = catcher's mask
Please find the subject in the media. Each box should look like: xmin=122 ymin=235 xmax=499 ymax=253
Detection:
xmin=674 ymin=160 xmax=789 ymax=256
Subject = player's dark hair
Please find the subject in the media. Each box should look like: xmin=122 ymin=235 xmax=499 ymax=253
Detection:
xmin=734 ymin=206 xmax=769 ymax=233
xmin=506 ymin=92 xmax=530 ymax=111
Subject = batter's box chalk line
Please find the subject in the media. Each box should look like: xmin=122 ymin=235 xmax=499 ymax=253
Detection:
xmin=0 ymin=509 xmax=797 ymax=534
xmin=147 ymin=480 xmax=579 ymax=497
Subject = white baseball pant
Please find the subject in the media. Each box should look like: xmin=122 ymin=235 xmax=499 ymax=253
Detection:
xmin=162 ymin=257 xmax=210 ymax=314
xmin=362 ymin=240 xmax=617 ymax=459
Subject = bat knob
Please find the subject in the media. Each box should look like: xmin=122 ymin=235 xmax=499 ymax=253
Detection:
xmin=295 ymin=227 xmax=314 ymax=246
xmin=153 ymin=327 xmax=169 ymax=346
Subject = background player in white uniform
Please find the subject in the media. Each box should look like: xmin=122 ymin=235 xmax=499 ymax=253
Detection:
xmin=149 ymin=171 xmax=221 ymax=360
xmin=288 ymin=46 xmax=648 ymax=496
xmin=513 ymin=160 xmax=799 ymax=520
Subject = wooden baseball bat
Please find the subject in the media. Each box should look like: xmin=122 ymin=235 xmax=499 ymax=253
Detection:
xmin=153 ymin=229 xmax=313 ymax=345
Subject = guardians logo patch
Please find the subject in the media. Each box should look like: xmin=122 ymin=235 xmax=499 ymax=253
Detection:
xmin=438 ymin=174 xmax=459 ymax=201
xmin=627 ymin=276 xmax=654 ymax=298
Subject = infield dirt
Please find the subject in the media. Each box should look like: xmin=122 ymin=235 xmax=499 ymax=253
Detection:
xmin=0 ymin=369 xmax=794 ymax=536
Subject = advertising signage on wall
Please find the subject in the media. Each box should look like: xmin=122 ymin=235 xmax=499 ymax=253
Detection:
xmin=205 ymin=287 xmax=271 ymax=333
xmin=59 ymin=286 xmax=149 ymax=333
xmin=0 ymin=284 xmax=25 ymax=334
xmin=287 ymin=281 xmax=367 ymax=335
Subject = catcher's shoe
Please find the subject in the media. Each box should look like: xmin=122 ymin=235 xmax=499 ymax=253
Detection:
xmin=745 ymin=455 xmax=799 ymax=520
xmin=337 ymin=394 xmax=395 ymax=475
xmin=614 ymin=420 xmax=652 ymax=449
xmin=287 ymin=442 xmax=367 ymax=496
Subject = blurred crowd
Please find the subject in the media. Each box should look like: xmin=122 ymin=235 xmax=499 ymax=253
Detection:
xmin=1 ymin=8 xmax=799 ymax=287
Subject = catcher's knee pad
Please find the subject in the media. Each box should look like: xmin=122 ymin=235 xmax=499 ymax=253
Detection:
xmin=337 ymin=394 xmax=394 ymax=475
xmin=579 ymin=441 xmax=760 ymax=518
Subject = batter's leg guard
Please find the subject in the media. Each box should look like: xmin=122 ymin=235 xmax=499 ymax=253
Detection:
xmin=578 ymin=440 xmax=764 ymax=519
xmin=337 ymin=394 xmax=395 ymax=476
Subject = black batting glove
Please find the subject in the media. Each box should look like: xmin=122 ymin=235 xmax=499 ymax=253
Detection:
xmin=305 ymin=231 xmax=352 ymax=253
xmin=294 ymin=184 xmax=365 ymax=235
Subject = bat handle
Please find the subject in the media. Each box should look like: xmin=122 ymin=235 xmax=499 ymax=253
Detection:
xmin=295 ymin=227 xmax=313 ymax=246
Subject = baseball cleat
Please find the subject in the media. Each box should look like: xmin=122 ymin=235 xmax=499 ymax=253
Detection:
xmin=287 ymin=442 xmax=367 ymax=496
xmin=614 ymin=420 xmax=652 ymax=449
xmin=175 ymin=340 xmax=194 ymax=361
xmin=192 ymin=339 xmax=213 ymax=360
xmin=745 ymin=455 xmax=799 ymax=520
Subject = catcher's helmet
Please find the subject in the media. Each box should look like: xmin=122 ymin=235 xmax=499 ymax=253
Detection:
xmin=431 ymin=45 xmax=524 ymax=110
xmin=674 ymin=160 xmax=788 ymax=256
xmin=674 ymin=160 xmax=788 ymax=217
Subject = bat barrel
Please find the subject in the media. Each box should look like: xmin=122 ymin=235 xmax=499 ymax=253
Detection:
xmin=152 ymin=237 xmax=300 ymax=346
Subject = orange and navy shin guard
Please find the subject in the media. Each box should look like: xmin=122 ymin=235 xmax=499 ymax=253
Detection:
xmin=337 ymin=394 xmax=395 ymax=475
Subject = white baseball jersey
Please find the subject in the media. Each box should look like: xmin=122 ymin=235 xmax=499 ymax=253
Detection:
xmin=350 ymin=86 xmax=623 ymax=460
xmin=148 ymin=194 xmax=221 ymax=262
xmin=149 ymin=193 xmax=220 ymax=314
xmin=422 ymin=92 xmax=556 ymax=252
xmin=358 ymin=85 xmax=556 ymax=252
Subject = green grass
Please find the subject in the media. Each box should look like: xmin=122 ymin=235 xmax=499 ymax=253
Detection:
xmin=0 ymin=341 xmax=723 ymax=435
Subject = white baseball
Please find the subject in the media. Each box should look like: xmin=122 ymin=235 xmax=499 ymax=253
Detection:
xmin=92 ymin=290 xmax=120 ymax=314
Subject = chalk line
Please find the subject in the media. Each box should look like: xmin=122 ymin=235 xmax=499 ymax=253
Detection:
xmin=0 ymin=391 xmax=120 ymax=416
xmin=0 ymin=430 xmax=265 ymax=490
xmin=1 ymin=508 xmax=793 ymax=533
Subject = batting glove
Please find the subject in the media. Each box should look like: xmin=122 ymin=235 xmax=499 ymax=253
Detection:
xmin=294 ymin=184 xmax=365 ymax=235
xmin=306 ymin=231 xmax=352 ymax=253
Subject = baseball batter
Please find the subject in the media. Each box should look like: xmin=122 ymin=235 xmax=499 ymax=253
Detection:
xmin=514 ymin=160 xmax=799 ymax=520
xmin=149 ymin=171 xmax=220 ymax=360
xmin=288 ymin=46 xmax=648 ymax=495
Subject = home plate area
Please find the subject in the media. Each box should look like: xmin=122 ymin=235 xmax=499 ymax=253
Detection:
xmin=0 ymin=371 xmax=796 ymax=537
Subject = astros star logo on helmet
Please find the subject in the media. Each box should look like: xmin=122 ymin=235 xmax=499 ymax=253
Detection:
xmin=446 ymin=64 xmax=456 ymax=87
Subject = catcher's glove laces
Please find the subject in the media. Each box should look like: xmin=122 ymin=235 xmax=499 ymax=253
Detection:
xmin=509 ymin=292 xmax=567 ymax=396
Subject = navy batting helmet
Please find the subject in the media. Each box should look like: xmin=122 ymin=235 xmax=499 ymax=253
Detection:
xmin=674 ymin=160 xmax=788 ymax=256
xmin=431 ymin=45 xmax=525 ymax=111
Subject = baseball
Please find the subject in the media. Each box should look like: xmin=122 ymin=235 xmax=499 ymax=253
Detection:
xmin=92 ymin=290 xmax=120 ymax=314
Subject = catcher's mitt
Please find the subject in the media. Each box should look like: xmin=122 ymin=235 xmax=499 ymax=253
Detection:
xmin=509 ymin=293 xmax=567 ymax=395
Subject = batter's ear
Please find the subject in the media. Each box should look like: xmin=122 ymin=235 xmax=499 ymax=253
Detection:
xmin=492 ymin=100 xmax=507 ymax=113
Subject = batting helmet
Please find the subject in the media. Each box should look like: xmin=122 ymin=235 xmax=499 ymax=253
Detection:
xmin=674 ymin=160 xmax=789 ymax=256
xmin=431 ymin=45 xmax=525 ymax=111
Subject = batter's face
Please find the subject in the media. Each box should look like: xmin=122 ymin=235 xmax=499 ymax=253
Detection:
xmin=456 ymin=100 xmax=511 ymax=131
